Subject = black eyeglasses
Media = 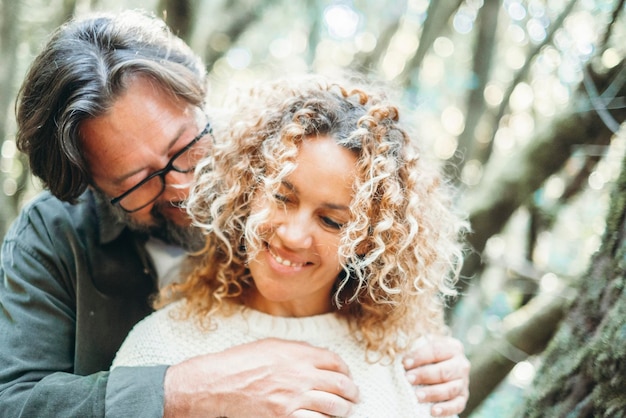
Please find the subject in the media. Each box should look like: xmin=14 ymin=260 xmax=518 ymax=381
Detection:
xmin=110 ymin=121 xmax=213 ymax=213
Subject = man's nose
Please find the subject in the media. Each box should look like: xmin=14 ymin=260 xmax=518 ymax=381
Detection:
xmin=164 ymin=169 xmax=193 ymax=185
xmin=162 ymin=170 xmax=193 ymax=197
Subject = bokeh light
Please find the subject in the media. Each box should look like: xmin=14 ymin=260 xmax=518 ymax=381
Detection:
xmin=324 ymin=4 xmax=360 ymax=39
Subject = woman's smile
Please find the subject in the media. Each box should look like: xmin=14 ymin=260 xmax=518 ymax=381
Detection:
xmin=246 ymin=134 xmax=356 ymax=317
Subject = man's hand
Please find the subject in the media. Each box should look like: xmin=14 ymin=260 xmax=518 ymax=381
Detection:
xmin=163 ymin=338 xmax=359 ymax=418
xmin=403 ymin=335 xmax=470 ymax=417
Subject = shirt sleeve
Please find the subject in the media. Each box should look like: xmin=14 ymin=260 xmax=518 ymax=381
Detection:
xmin=0 ymin=232 xmax=103 ymax=416
xmin=0 ymin=208 xmax=165 ymax=417
xmin=105 ymin=366 xmax=167 ymax=418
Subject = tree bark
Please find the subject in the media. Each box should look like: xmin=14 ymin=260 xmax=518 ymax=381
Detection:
xmin=157 ymin=0 xmax=196 ymax=42
xmin=351 ymin=16 xmax=401 ymax=74
xmin=449 ymin=0 xmax=500 ymax=179
xmin=202 ymin=0 xmax=277 ymax=70
xmin=462 ymin=292 xmax=570 ymax=416
xmin=515 ymin=139 xmax=626 ymax=417
xmin=396 ymin=0 xmax=463 ymax=88
xmin=455 ymin=60 xmax=626 ymax=300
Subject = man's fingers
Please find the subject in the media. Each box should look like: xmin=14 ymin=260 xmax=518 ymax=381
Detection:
xmin=284 ymin=341 xmax=359 ymax=404
xmin=303 ymin=343 xmax=353 ymax=378
xmin=164 ymin=338 xmax=360 ymax=417
xmin=265 ymin=338 xmax=352 ymax=378
xmin=407 ymin=356 xmax=469 ymax=385
xmin=312 ymin=369 xmax=360 ymax=404
xmin=290 ymin=410 xmax=328 ymax=418
xmin=415 ymin=379 xmax=466 ymax=404
xmin=294 ymin=389 xmax=356 ymax=418
xmin=401 ymin=336 xmax=470 ymax=416
xmin=414 ymin=379 xmax=469 ymax=416
xmin=403 ymin=336 xmax=465 ymax=369
xmin=427 ymin=395 xmax=469 ymax=417
xmin=405 ymin=337 xmax=470 ymax=385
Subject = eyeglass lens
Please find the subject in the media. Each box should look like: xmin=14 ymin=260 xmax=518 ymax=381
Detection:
xmin=116 ymin=128 xmax=210 ymax=212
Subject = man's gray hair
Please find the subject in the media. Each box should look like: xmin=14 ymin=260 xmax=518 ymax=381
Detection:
xmin=16 ymin=10 xmax=207 ymax=202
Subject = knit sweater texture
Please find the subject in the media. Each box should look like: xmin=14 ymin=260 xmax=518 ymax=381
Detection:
xmin=112 ymin=300 xmax=436 ymax=417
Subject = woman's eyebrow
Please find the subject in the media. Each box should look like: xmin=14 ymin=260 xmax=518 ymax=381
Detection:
xmin=322 ymin=202 xmax=350 ymax=211
xmin=282 ymin=180 xmax=350 ymax=211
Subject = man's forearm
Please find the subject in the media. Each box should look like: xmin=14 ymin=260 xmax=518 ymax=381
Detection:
xmin=0 ymin=371 xmax=109 ymax=417
xmin=0 ymin=366 xmax=166 ymax=418
xmin=105 ymin=366 xmax=167 ymax=417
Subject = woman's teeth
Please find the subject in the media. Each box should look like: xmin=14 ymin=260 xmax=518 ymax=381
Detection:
xmin=270 ymin=249 xmax=304 ymax=268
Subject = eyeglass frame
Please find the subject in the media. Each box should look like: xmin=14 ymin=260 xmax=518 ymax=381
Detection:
xmin=109 ymin=120 xmax=213 ymax=213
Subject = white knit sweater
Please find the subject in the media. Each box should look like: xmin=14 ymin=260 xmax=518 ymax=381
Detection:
xmin=112 ymin=301 xmax=435 ymax=417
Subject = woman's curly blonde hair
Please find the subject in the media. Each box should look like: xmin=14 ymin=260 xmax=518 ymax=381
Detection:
xmin=160 ymin=74 xmax=468 ymax=358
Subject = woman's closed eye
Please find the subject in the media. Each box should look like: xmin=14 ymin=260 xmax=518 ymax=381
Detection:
xmin=321 ymin=216 xmax=344 ymax=230
xmin=273 ymin=193 xmax=291 ymax=205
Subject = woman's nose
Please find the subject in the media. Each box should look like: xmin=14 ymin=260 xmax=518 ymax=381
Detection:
xmin=275 ymin=212 xmax=314 ymax=249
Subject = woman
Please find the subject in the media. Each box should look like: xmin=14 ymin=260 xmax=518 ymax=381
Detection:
xmin=113 ymin=75 xmax=467 ymax=417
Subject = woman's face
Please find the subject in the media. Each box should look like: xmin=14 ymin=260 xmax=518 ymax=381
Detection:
xmin=247 ymin=135 xmax=357 ymax=317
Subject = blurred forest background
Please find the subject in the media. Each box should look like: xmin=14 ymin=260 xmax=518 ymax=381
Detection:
xmin=0 ymin=0 xmax=624 ymax=416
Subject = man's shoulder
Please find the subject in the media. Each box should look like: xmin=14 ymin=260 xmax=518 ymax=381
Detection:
xmin=7 ymin=190 xmax=96 ymax=238
xmin=17 ymin=189 xmax=94 ymax=219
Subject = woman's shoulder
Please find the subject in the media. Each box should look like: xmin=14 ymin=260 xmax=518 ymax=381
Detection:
xmin=123 ymin=300 xmax=193 ymax=345
xmin=111 ymin=300 xmax=205 ymax=368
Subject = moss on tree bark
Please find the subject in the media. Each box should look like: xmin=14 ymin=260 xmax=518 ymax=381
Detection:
xmin=516 ymin=143 xmax=626 ymax=417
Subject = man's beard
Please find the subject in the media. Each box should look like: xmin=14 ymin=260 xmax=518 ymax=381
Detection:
xmin=93 ymin=188 xmax=205 ymax=252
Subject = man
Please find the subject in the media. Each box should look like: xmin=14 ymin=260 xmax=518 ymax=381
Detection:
xmin=0 ymin=10 xmax=469 ymax=417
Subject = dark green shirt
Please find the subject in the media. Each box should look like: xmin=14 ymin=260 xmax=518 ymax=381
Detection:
xmin=0 ymin=189 xmax=166 ymax=417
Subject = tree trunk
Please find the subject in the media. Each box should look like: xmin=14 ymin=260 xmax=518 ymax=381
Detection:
xmin=462 ymin=292 xmax=569 ymax=416
xmin=515 ymin=144 xmax=626 ymax=417
xmin=157 ymin=0 xmax=196 ymax=42
xmin=202 ymin=0 xmax=277 ymax=70
xmin=455 ymin=60 xmax=626 ymax=301
xmin=396 ymin=0 xmax=463 ymax=88
xmin=449 ymin=0 xmax=500 ymax=178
